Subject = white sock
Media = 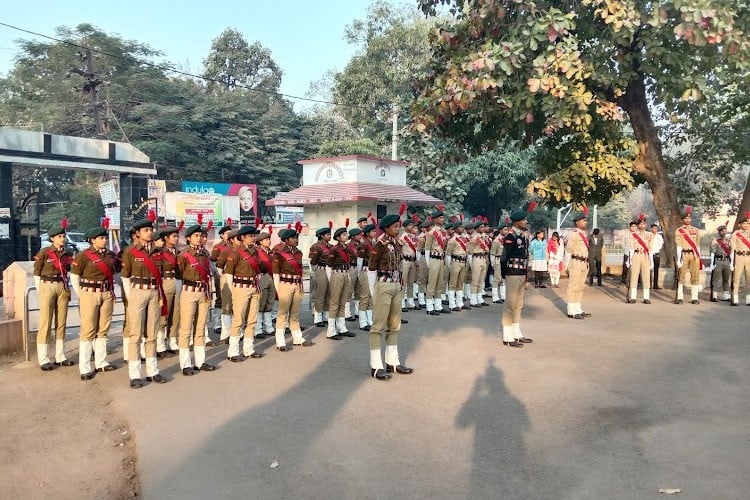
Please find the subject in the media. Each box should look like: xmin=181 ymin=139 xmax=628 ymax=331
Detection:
xmin=502 ymin=325 xmax=514 ymax=342
xmin=128 ymin=359 xmax=142 ymax=380
xmin=643 ymin=289 xmax=650 ymax=301
xmin=677 ymin=284 xmax=684 ymax=301
xmin=79 ymin=341 xmax=93 ymax=374
xmin=179 ymin=348 xmax=192 ymax=369
xmin=37 ymin=343 xmax=51 ymax=366
xmin=512 ymin=323 xmax=523 ymax=340
xmin=370 ymin=349 xmax=384 ymax=370
xmin=145 ymin=357 xmax=158 ymax=377
xmin=385 ymin=345 xmax=399 ymax=366
xmin=55 ymin=339 xmax=67 ymax=362
xmin=690 ymin=286 xmax=699 ymax=301
xmin=94 ymin=337 xmax=109 ymax=369
xmin=194 ymin=346 xmax=206 ymax=367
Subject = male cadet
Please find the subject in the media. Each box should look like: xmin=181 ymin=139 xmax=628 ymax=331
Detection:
xmin=566 ymin=208 xmax=591 ymax=319
xmin=588 ymin=228 xmax=604 ymax=286
xmin=156 ymin=226 xmax=180 ymax=357
xmin=272 ymin=227 xmax=314 ymax=350
xmin=309 ymin=224 xmax=333 ymax=327
xmin=367 ymin=213 xmax=413 ymax=380
xmin=441 ymin=220 xmax=455 ymax=304
xmin=622 ymin=222 xmax=637 ymax=284
xmin=625 ymin=215 xmax=654 ymax=304
xmin=211 ymin=221 xmax=233 ymax=333
xmin=327 ymin=225 xmax=357 ymax=339
xmin=119 ymin=226 xmax=139 ymax=363
xmin=176 ymin=225 xmax=216 ymax=375
xmin=254 ymin=227 xmax=276 ymax=339
xmin=416 ymin=218 xmax=432 ymax=308
xmin=357 ymin=223 xmax=378 ymax=330
xmin=674 ymin=206 xmax=702 ymax=304
xmin=500 ymin=208 xmax=534 ymax=347
xmin=347 ymin=225 xmax=362 ymax=321
xmin=33 ymin=223 xmax=74 ymax=371
xmin=490 ymin=223 xmax=507 ymax=304
xmin=468 ymin=220 xmax=491 ymax=307
xmin=400 ymin=216 xmax=419 ymax=311
xmin=357 ymin=214 xmax=370 ymax=232
xmin=214 ymin=223 xmax=236 ymax=341
xmin=650 ymin=224 xmax=664 ymax=289
xmin=709 ymin=223 xmax=732 ymax=302
xmin=462 ymin=221 xmax=475 ymax=304
xmin=223 ymin=225 xmax=265 ymax=361
xmin=121 ymin=219 xmax=168 ymax=388
xmin=730 ymin=212 xmax=750 ymax=306
xmin=445 ymin=218 xmax=469 ymax=311
xmin=71 ymin=224 xmax=118 ymax=379
xmin=424 ymin=206 xmax=449 ymax=315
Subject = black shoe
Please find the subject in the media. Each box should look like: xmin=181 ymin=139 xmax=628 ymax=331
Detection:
xmin=442 ymin=299 xmax=449 ymax=305
xmin=710 ymin=297 xmax=718 ymax=302
xmin=213 ymin=326 xmax=222 ymax=334
xmin=462 ymin=304 xmax=471 ymax=310
xmin=451 ymin=307 xmax=462 ymax=312
xmin=156 ymin=351 xmax=167 ymax=359
xmin=361 ymin=325 xmax=371 ymax=331
xmin=440 ymin=308 xmax=451 ymax=314
xmin=182 ymin=367 xmax=195 ymax=376
xmin=471 ymin=304 xmax=482 ymax=308
xmin=567 ymin=314 xmax=584 ymax=320
xmin=480 ymin=302 xmax=489 ymax=307
xmin=248 ymin=352 xmax=264 ymax=359
xmin=147 ymin=374 xmax=167 ymax=383
xmin=691 ymin=300 xmax=699 ymax=305
xmin=627 ymin=299 xmax=636 ymax=304
xmin=418 ymin=303 xmax=426 ymax=309
xmin=130 ymin=378 xmax=143 ymax=389
xmin=96 ymin=365 xmax=117 ymax=372
xmin=80 ymin=372 xmax=95 ymax=380
xmin=386 ymin=364 xmax=414 ymax=374
xmin=277 ymin=346 xmax=290 ymax=352
xmin=342 ymin=331 xmax=357 ymax=337
xmin=538 ymin=284 xmax=547 ymax=288
xmin=346 ymin=316 xmax=356 ymax=322
xmin=165 ymin=349 xmax=178 ymax=355
xmin=229 ymin=355 xmax=245 ymax=362
xmin=205 ymin=340 xmax=215 ymax=347
xmin=492 ymin=300 xmax=503 ymax=304
xmin=328 ymin=334 xmax=343 ymax=340
xmin=370 ymin=368 xmax=392 ymax=380
xmin=401 ymin=308 xmax=408 ymax=312
xmin=294 ymin=340 xmax=315 ymax=347
xmin=55 ymin=360 xmax=74 ymax=367
xmin=40 ymin=363 xmax=55 ymax=371
xmin=518 ymin=337 xmax=533 ymax=343
xmin=643 ymin=299 xmax=651 ymax=304
xmin=427 ymin=310 xmax=440 ymax=316
xmin=730 ymin=302 xmax=738 ymax=306
xmin=412 ymin=306 xmax=421 ymax=311
xmin=199 ymin=363 xmax=216 ymax=371
xmin=502 ymin=341 xmax=523 ymax=347
xmin=675 ymin=299 xmax=684 ymax=304
xmin=316 ymin=322 xmax=327 ymax=328
xmin=400 ymin=319 xmax=409 ymax=324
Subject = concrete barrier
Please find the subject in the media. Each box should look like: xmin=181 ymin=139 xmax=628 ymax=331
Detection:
xmin=0 ymin=319 xmax=23 ymax=355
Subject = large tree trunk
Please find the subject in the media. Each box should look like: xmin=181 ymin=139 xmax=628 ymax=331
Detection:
xmin=734 ymin=172 xmax=750 ymax=232
xmin=620 ymin=75 xmax=681 ymax=266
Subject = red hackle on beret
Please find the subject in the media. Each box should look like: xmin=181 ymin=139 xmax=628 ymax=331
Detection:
xmin=207 ymin=220 xmax=214 ymax=230
xmin=196 ymin=213 xmax=203 ymax=225
xmin=148 ymin=209 xmax=157 ymax=223
xmin=225 ymin=217 xmax=232 ymax=226
xmin=345 ymin=217 xmax=350 ymax=228
xmin=685 ymin=205 xmax=692 ymax=215
xmin=527 ymin=201 xmax=537 ymax=213
xmin=399 ymin=203 xmax=407 ymax=216
xmin=177 ymin=220 xmax=185 ymax=232
xmin=60 ymin=216 xmax=68 ymax=230
xmin=328 ymin=220 xmax=333 ymax=229
xmin=437 ymin=204 xmax=445 ymax=212
xmin=411 ymin=214 xmax=419 ymax=223
xmin=101 ymin=217 xmax=110 ymax=230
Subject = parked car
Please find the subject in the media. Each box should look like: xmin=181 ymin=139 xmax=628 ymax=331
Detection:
xmin=40 ymin=231 xmax=88 ymax=254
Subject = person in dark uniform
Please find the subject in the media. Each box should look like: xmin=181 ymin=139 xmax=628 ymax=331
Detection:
xmin=588 ymin=228 xmax=604 ymax=286
xmin=155 ymin=226 xmax=180 ymax=357
xmin=272 ymin=228 xmax=314 ymax=351
xmin=120 ymin=219 xmax=168 ymax=388
xmin=71 ymin=225 xmax=118 ymax=379
xmin=254 ymin=228 xmax=276 ymax=339
xmin=309 ymin=225 xmax=332 ymax=327
xmin=357 ymin=223 xmax=378 ymax=330
xmin=367 ymin=213 xmax=413 ymax=380
xmin=33 ymin=224 xmax=74 ymax=371
xmin=500 ymin=209 xmax=534 ymax=347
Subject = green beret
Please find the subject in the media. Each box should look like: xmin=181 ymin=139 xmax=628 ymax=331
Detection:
xmin=48 ymin=226 xmax=66 ymax=239
xmin=218 ymin=225 xmax=233 ymax=235
xmin=256 ymin=231 xmax=271 ymax=241
xmin=157 ymin=226 xmax=178 ymax=240
xmin=443 ymin=222 xmax=454 ymax=230
xmin=132 ymin=219 xmax=153 ymax=231
xmin=739 ymin=213 xmax=750 ymax=223
xmin=509 ymin=209 xmax=527 ymax=222
xmin=315 ymin=227 xmax=331 ymax=237
xmin=227 ymin=229 xmax=239 ymax=239
xmin=474 ymin=221 xmax=485 ymax=230
xmin=379 ymin=214 xmax=401 ymax=230
xmin=463 ymin=221 xmax=474 ymax=229
xmin=334 ymin=227 xmax=348 ymax=238
xmin=85 ymin=227 xmax=107 ymax=240
xmin=357 ymin=216 xmax=368 ymax=223
xmin=573 ymin=213 xmax=588 ymax=222
xmin=363 ymin=223 xmax=377 ymax=233
xmin=237 ymin=226 xmax=258 ymax=237
xmin=153 ymin=229 xmax=164 ymax=241
xmin=431 ymin=208 xmax=444 ymax=218
xmin=278 ymin=228 xmax=297 ymax=240
xmin=185 ymin=225 xmax=203 ymax=237
xmin=402 ymin=220 xmax=415 ymax=228
xmin=419 ymin=219 xmax=433 ymax=229
xmin=348 ymin=228 xmax=362 ymax=237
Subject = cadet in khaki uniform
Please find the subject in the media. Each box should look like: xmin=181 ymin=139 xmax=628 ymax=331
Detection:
xmin=326 ymin=227 xmax=357 ymax=339
xmin=253 ymin=229 xmax=276 ymax=339
xmin=709 ymin=224 xmax=731 ymax=302
xmin=566 ymin=211 xmax=591 ymax=319
xmin=121 ymin=219 xmax=168 ymax=388
xmin=309 ymin=225 xmax=332 ymax=327
xmin=33 ymin=225 xmax=74 ymax=371
xmin=468 ymin=220 xmax=490 ymax=307
xmin=400 ymin=218 xmax=419 ymax=310
xmin=424 ymin=208 xmax=449 ymax=315
xmin=490 ymin=225 xmax=507 ymax=304
xmin=211 ymin=222 xmax=233 ymax=310
xmin=223 ymin=225 xmax=265 ymax=361
xmin=214 ymin=225 xmax=236 ymax=341
xmin=445 ymin=222 xmax=468 ymax=311
xmin=71 ymin=226 xmax=118 ymax=379
xmin=625 ymin=216 xmax=654 ymax=304
xmin=119 ymin=227 xmax=138 ymax=363
xmin=500 ymin=209 xmax=534 ymax=347
xmin=347 ymin=227 xmax=362 ymax=320
xmin=462 ymin=222 xmax=475 ymax=301
xmin=176 ymin=225 xmax=216 ymax=375
xmin=367 ymin=213 xmax=413 ymax=380
xmin=156 ymin=227 xmax=180 ymax=356
xmin=416 ymin=219 xmax=431 ymax=308
xmin=674 ymin=207 xmax=702 ymax=304
xmin=357 ymin=224 xmax=378 ymax=330
xmin=730 ymin=212 xmax=750 ymax=306
xmin=272 ymin=228 xmax=314 ymax=351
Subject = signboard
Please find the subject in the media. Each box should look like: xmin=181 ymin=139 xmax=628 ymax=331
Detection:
xmin=166 ymin=192 xmax=240 ymax=225
xmin=275 ymin=206 xmax=304 ymax=224
xmin=0 ymin=207 xmax=10 ymax=218
xmin=104 ymin=207 xmax=121 ymax=230
xmin=148 ymin=179 xmax=167 ymax=218
xmin=182 ymin=181 xmax=257 ymax=224
xmin=98 ymin=180 xmax=119 ymax=206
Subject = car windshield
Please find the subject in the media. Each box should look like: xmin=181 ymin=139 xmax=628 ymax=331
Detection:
xmin=68 ymin=233 xmax=85 ymax=242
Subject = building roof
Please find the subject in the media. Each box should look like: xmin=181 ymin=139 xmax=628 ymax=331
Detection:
xmin=297 ymin=155 xmax=409 ymax=166
xmin=265 ymin=182 xmax=443 ymax=207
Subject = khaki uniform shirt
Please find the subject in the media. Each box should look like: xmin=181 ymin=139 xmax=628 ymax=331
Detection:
xmin=121 ymin=243 xmax=161 ymax=279
xmin=675 ymin=224 xmax=700 ymax=253
xmin=368 ymin=234 xmax=403 ymax=273
xmin=224 ymin=245 xmax=260 ymax=278
xmin=70 ymin=248 xmax=117 ymax=280
xmin=730 ymin=230 xmax=750 ymax=253
xmin=424 ymin=226 xmax=447 ymax=256
xmin=33 ymin=246 xmax=73 ymax=277
xmin=445 ymin=235 xmax=468 ymax=258
xmin=272 ymin=245 xmax=303 ymax=276
xmin=177 ymin=245 xmax=211 ymax=283
xmin=567 ymin=229 xmax=590 ymax=260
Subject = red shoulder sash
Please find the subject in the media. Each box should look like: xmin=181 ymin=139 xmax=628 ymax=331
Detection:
xmin=83 ymin=249 xmax=115 ymax=298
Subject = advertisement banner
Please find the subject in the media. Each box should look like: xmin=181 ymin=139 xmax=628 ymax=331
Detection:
xmin=181 ymin=181 xmax=257 ymax=224
xmin=166 ymin=192 xmax=240 ymax=225
xmin=148 ymin=179 xmax=167 ymax=218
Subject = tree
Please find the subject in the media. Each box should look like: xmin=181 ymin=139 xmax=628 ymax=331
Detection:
xmin=413 ymin=0 xmax=750 ymax=263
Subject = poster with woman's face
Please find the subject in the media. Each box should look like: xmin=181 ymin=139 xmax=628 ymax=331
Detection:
xmin=227 ymin=184 xmax=257 ymax=224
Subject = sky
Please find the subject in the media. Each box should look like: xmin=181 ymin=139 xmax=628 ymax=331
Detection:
xmin=0 ymin=0 xmax=380 ymax=110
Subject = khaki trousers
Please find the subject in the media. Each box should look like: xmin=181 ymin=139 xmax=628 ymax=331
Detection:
xmin=732 ymin=255 xmax=750 ymax=294
xmin=220 ymin=273 xmax=233 ymax=314
xmin=328 ymin=270 xmax=352 ymax=318
xmin=127 ymin=287 xmax=160 ymax=361
xmin=78 ymin=289 xmax=113 ymax=341
xmin=160 ymin=278 xmax=179 ymax=334
xmin=178 ymin=289 xmax=209 ymax=348
xmin=711 ymin=259 xmax=731 ymax=292
xmin=312 ymin=267 xmax=330 ymax=314
xmin=277 ymin=281 xmax=303 ymax=331
xmin=471 ymin=256 xmax=488 ymax=294
xmin=348 ymin=267 xmax=360 ymax=302
xmin=502 ymin=275 xmax=525 ymax=326
xmin=37 ymin=281 xmax=70 ymax=345
xmin=231 ymin=285 xmax=259 ymax=337
xmin=629 ymin=252 xmax=651 ymax=289
xmin=257 ymin=273 xmax=275 ymax=313
xmin=417 ymin=258 xmax=429 ymax=289
xmin=357 ymin=269 xmax=372 ymax=310
xmin=426 ymin=258 xmax=445 ymax=299
xmin=402 ymin=260 xmax=417 ymax=298
xmin=678 ymin=252 xmax=700 ymax=285
xmin=448 ymin=260 xmax=467 ymax=291
xmin=567 ymin=260 xmax=588 ymax=305
xmin=370 ymin=281 xmax=402 ymax=349
xmin=492 ymin=257 xmax=503 ymax=287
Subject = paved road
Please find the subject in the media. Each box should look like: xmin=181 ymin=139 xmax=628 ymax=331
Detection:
xmin=83 ymin=281 xmax=749 ymax=499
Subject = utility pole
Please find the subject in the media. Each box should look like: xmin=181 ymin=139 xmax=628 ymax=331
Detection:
xmin=70 ymin=48 xmax=110 ymax=138
xmin=391 ymin=105 xmax=399 ymax=161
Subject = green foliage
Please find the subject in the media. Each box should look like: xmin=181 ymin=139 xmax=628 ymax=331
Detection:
xmin=315 ymin=138 xmax=385 ymax=158
xmin=39 ymin=173 xmax=103 ymax=231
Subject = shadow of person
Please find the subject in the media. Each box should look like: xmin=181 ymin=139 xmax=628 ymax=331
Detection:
xmin=456 ymin=358 xmax=532 ymax=499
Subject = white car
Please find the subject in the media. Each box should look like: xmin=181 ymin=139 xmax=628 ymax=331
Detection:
xmin=40 ymin=232 xmax=90 ymax=253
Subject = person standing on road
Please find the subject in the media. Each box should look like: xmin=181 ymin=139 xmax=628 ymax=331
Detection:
xmin=566 ymin=210 xmax=591 ymax=319
xmin=357 ymin=223 xmax=378 ymax=331
xmin=367 ymin=213 xmax=413 ymax=380
xmin=468 ymin=220 xmax=491 ymax=305
xmin=33 ymin=224 xmax=74 ymax=371
xmin=674 ymin=207 xmax=702 ymax=305
xmin=211 ymin=223 xmax=233 ymax=337
xmin=424 ymin=207 xmax=449 ymax=315
xmin=309 ymin=225 xmax=332 ymax=327
xmin=400 ymin=217 xmax=419 ymax=311
xmin=445 ymin=221 xmax=469 ymax=311
xmin=730 ymin=212 xmax=750 ymax=306
xmin=500 ymin=208 xmax=534 ymax=347
xmin=650 ymin=224 xmax=664 ymax=289
xmin=326 ymin=226 xmax=357 ymax=339
xmin=529 ymin=230 xmax=548 ymax=288
xmin=625 ymin=216 xmax=653 ymax=304
xmin=415 ymin=219 xmax=431 ymax=309
xmin=588 ymin=228 xmax=604 ymax=286
xmin=254 ymin=228 xmax=276 ymax=340
xmin=547 ymin=231 xmax=565 ymax=288
xmin=272 ymin=228 xmax=314 ymax=351
xmin=621 ymin=222 xmax=636 ymax=285
xmin=155 ymin=226 xmax=180 ymax=357
xmin=709 ymin=224 xmax=732 ymax=302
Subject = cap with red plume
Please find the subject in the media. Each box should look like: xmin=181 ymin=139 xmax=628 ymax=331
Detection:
xmin=505 ymin=216 xmax=511 ymax=225
xmin=345 ymin=217 xmax=350 ymax=228
xmin=196 ymin=213 xmax=203 ymax=225
xmin=450 ymin=216 xmax=457 ymax=223
xmin=269 ymin=226 xmax=273 ymax=235
xmin=287 ymin=223 xmax=292 ymax=229
xmin=411 ymin=214 xmax=419 ymax=223
xmin=177 ymin=220 xmax=185 ymax=232
xmin=683 ymin=205 xmax=692 ymax=217
xmin=527 ymin=201 xmax=537 ymax=213
xmin=459 ymin=214 xmax=464 ymax=221
xmin=427 ymin=215 xmax=433 ymax=222
xmin=582 ymin=205 xmax=590 ymax=216
xmin=101 ymin=217 xmax=110 ymax=230
xmin=638 ymin=213 xmax=645 ymax=222
xmin=225 ymin=217 xmax=232 ymax=226
xmin=147 ymin=209 xmax=157 ymax=223
xmin=328 ymin=220 xmax=333 ymax=229
xmin=207 ymin=220 xmax=214 ymax=230
xmin=367 ymin=211 xmax=372 ymax=219
xmin=399 ymin=203 xmax=407 ymax=217
xmin=370 ymin=215 xmax=376 ymax=224
xmin=295 ymin=221 xmax=303 ymax=233
xmin=742 ymin=211 xmax=750 ymax=223
xmin=61 ymin=216 xmax=68 ymax=230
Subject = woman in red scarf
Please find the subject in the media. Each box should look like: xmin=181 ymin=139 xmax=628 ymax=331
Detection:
xmin=547 ymin=232 xmax=565 ymax=288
